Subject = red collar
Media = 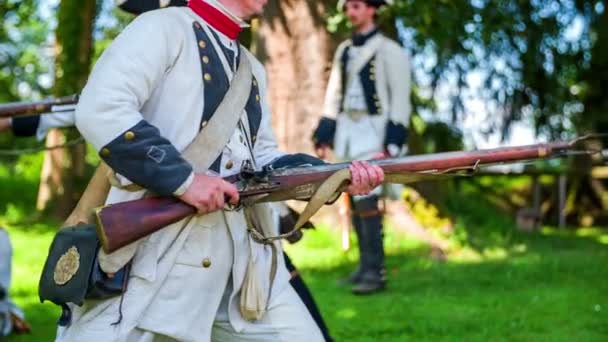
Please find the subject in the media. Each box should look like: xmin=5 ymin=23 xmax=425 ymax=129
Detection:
xmin=188 ymin=0 xmax=242 ymax=40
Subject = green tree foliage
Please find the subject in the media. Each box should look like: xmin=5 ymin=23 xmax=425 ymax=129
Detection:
xmin=0 ymin=0 xmax=50 ymax=103
xmin=0 ymin=1 xmax=50 ymax=168
xmin=54 ymin=0 xmax=99 ymax=96
xmin=577 ymin=1 xmax=608 ymax=140
xmin=36 ymin=0 xmax=98 ymax=217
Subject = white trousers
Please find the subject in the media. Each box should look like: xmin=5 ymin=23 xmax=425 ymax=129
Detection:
xmin=127 ymin=285 xmax=323 ymax=342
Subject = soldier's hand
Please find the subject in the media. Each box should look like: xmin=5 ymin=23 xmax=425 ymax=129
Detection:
xmin=315 ymin=145 xmax=331 ymax=160
xmin=178 ymin=173 xmax=240 ymax=214
xmin=347 ymin=160 xmax=384 ymax=195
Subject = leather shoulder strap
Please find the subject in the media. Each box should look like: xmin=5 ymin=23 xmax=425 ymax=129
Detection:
xmin=181 ymin=46 xmax=252 ymax=172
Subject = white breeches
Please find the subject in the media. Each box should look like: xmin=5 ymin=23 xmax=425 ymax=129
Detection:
xmin=126 ymin=285 xmax=323 ymax=342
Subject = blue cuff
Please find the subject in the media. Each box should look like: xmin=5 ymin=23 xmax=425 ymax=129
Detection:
xmin=12 ymin=115 xmax=40 ymax=137
xmin=384 ymin=121 xmax=408 ymax=150
xmin=99 ymin=120 xmax=193 ymax=196
xmin=312 ymin=117 xmax=336 ymax=148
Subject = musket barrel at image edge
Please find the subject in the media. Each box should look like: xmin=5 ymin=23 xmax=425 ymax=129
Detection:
xmin=0 ymin=94 xmax=78 ymax=119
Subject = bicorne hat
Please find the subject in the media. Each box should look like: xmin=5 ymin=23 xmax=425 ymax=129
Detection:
xmin=116 ymin=0 xmax=187 ymax=15
xmin=338 ymin=0 xmax=394 ymax=10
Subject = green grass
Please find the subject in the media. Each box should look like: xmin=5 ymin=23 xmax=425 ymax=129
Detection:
xmin=4 ymin=223 xmax=60 ymax=342
xmin=286 ymin=226 xmax=608 ymax=341
xmin=3 ymin=221 xmax=607 ymax=341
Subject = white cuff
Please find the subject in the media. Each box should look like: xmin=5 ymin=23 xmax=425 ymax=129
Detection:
xmin=172 ymin=171 xmax=195 ymax=197
xmin=387 ymin=144 xmax=401 ymax=157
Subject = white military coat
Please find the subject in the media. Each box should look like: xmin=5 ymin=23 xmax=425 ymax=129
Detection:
xmin=322 ymin=32 xmax=412 ymax=161
xmin=56 ymin=6 xmax=290 ymax=342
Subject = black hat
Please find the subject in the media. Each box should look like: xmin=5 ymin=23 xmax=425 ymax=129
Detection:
xmin=117 ymin=0 xmax=187 ymax=15
xmin=338 ymin=0 xmax=393 ymax=10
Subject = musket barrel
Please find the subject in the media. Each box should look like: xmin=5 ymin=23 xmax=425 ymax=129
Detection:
xmin=268 ymin=141 xmax=573 ymax=178
xmin=0 ymin=94 xmax=78 ymax=119
xmin=376 ymin=141 xmax=572 ymax=173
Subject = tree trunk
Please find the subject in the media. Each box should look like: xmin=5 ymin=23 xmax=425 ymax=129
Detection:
xmin=255 ymin=0 xmax=341 ymax=153
xmin=37 ymin=0 xmax=96 ymax=218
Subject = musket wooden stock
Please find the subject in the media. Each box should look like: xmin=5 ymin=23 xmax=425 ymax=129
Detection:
xmin=96 ymin=141 xmax=574 ymax=253
xmin=96 ymin=197 xmax=196 ymax=253
xmin=0 ymin=94 xmax=78 ymax=119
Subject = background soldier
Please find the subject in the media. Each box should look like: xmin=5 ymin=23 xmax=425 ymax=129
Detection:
xmin=313 ymin=0 xmax=411 ymax=295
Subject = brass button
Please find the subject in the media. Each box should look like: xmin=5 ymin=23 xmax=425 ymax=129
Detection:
xmin=202 ymin=258 xmax=211 ymax=268
xmin=202 ymin=56 xmax=209 ymax=64
xmin=124 ymin=131 xmax=135 ymax=141
xmin=201 ymin=120 xmax=208 ymax=128
xmin=204 ymin=73 xmax=212 ymax=82
xmin=253 ymin=79 xmax=257 ymax=87
xmin=199 ymin=41 xmax=207 ymax=49
xmin=100 ymin=148 xmax=111 ymax=157
xmin=255 ymin=94 xmax=260 ymax=102
xmin=370 ymin=75 xmax=375 ymax=81
xmin=252 ymin=135 xmax=257 ymax=143
xmin=225 ymin=160 xmax=234 ymax=169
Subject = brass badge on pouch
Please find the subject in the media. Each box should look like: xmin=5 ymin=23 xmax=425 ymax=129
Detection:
xmin=54 ymin=246 xmax=81 ymax=285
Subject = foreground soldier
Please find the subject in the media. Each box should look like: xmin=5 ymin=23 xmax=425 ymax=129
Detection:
xmin=2 ymin=113 xmax=333 ymax=342
xmin=0 ymin=2 xmax=332 ymax=339
xmin=313 ymin=0 xmax=411 ymax=295
xmin=57 ymin=0 xmax=382 ymax=340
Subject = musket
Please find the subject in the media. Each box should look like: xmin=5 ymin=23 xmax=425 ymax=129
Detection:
xmin=95 ymin=138 xmax=591 ymax=253
xmin=0 ymin=94 xmax=78 ymax=119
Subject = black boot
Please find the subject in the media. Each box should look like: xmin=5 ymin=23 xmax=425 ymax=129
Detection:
xmin=352 ymin=213 xmax=386 ymax=295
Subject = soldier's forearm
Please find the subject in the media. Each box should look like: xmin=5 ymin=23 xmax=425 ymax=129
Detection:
xmin=98 ymin=120 xmax=193 ymax=196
